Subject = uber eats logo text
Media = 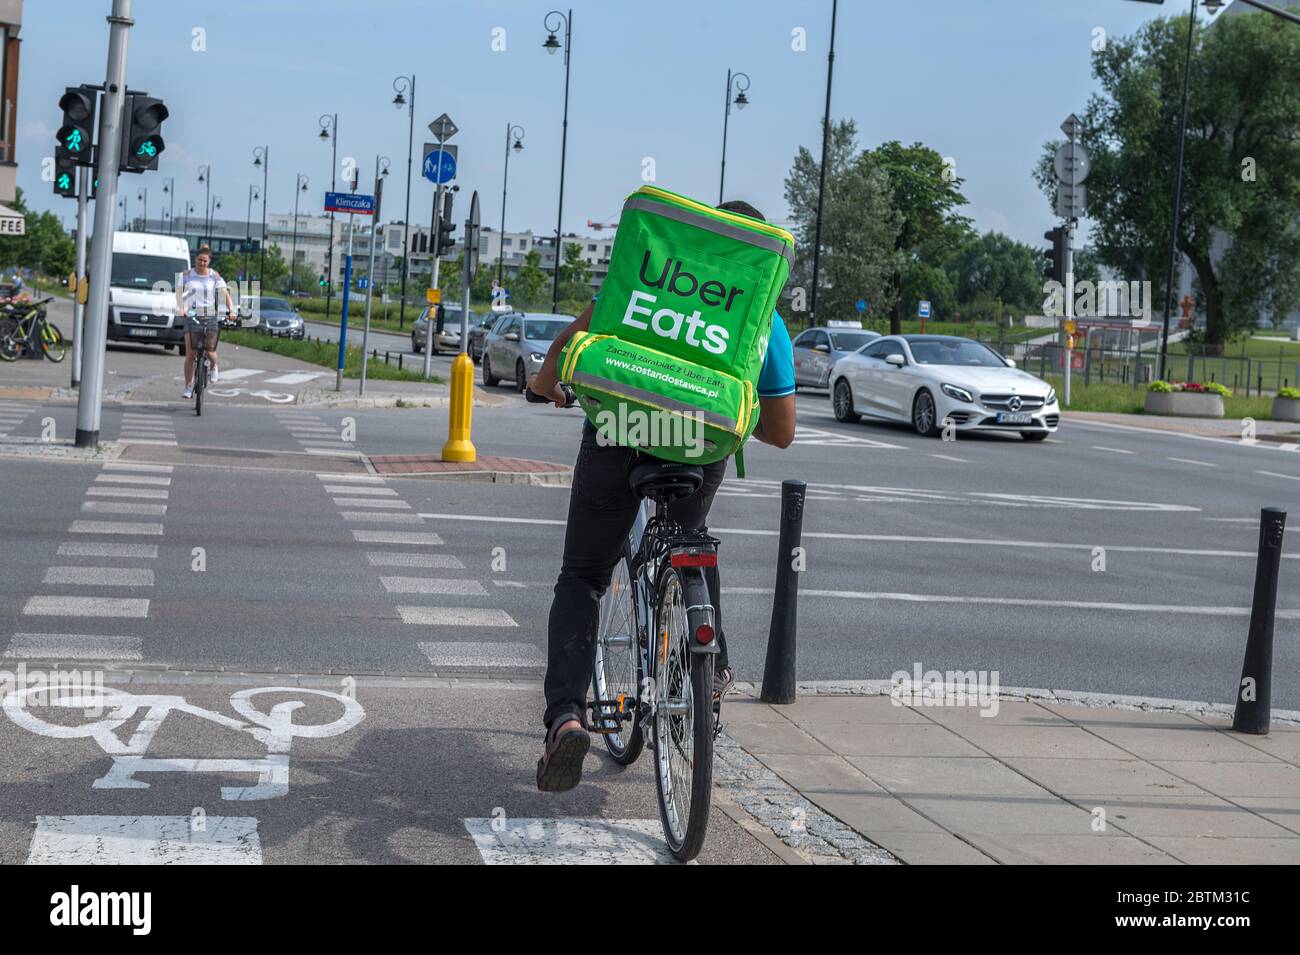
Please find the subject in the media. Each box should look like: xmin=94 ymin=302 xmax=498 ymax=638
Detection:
xmin=621 ymin=251 xmax=747 ymax=357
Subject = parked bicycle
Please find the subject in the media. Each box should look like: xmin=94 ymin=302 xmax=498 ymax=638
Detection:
xmin=0 ymin=296 xmax=65 ymax=363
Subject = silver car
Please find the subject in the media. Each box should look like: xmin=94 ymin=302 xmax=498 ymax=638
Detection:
xmin=481 ymin=311 xmax=573 ymax=392
xmin=792 ymin=326 xmax=881 ymax=388
xmin=468 ymin=309 xmax=510 ymax=363
xmin=410 ymin=304 xmax=477 ymax=355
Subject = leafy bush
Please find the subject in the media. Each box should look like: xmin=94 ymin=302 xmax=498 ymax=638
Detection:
xmin=1279 ymin=387 xmax=1300 ymax=399
xmin=1148 ymin=380 xmax=1173 ymax=393
xmin=1148 ymin=380 xmax=1230 ymax=397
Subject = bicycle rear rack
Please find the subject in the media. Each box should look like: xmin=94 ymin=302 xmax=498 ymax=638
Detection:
xmin=587 ymin=695 xmax=635 ymax=735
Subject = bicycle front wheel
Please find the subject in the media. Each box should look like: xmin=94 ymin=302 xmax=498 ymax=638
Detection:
xmin=195 ymin=363 xmax=205 ymax=416
xmin=593 ymin=550 xmax=644 ymax=765
xmin=651 ymin=564 xmax=714 ymax=862
xmin=41 ymin=322 xmax=67 ymax=362
xmin=0 ymin=319 xmax=19 ymax=361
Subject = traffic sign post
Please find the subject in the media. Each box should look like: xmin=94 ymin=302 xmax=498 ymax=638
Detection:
xmin=442 ymin=190 xmax=479 ymax=463
xmin=422 ymin=113 xmax=457 ymax=380
xmin=918 ymin=299 xmax=931 ymax=333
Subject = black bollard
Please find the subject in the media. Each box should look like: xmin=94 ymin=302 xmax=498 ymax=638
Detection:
xmin=1232 ymin=507 xmax=1287 ymax=734
xmin=761 ymin=479 xmax=807 ymax=705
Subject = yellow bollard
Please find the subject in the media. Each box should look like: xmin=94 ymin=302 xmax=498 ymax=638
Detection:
xmin=441 ymin=352 xmax=477 ymax=462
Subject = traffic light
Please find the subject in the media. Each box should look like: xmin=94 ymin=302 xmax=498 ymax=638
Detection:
xmin=120 ymin=94 xmax=168 ymax=173
xmin=56 ymin=86 xmax=96 ymax=167
xmin=436 ymin=191 xmax=456 ymax=257
xmin=53 ymin=156 xmax=77 ymax=198
xmin=318 ymin=275 xmax=327 ymax=288
xmin=1043 ymin=226 xmax=1067 ymax=286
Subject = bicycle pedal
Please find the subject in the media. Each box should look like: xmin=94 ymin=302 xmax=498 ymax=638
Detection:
xmin=587 ymin=696 xmax=634 ymax=735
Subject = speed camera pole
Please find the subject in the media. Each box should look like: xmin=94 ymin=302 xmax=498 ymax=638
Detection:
xmin=76 ymin=0 xmax=133 ymax=448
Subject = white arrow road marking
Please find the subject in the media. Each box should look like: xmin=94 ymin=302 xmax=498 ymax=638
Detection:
xmin=464 ymin=818 xmax=681 ymax=865
xmin=26 ymin=816 xmax=263 ymax=865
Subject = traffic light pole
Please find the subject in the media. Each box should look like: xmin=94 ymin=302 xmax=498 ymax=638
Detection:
xmin=76 ymin=0 xmax=133 ymax=448
xmin=360 ymin=175 xmax=384 ymax=397
xmin=71 ymin=165 xmax=89 ymax=389
xmin=423 ymin=175 xmax=445 ymax=380
xmin=1064 ymin=221 xmax=1074 ymax=409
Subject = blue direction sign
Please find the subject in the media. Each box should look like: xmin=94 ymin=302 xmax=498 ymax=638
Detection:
xmin=918 ymin=300 xmax=932 ymax=318
xmin=324 ymin=192 xmax=375 ymax=215
xmin=855 ymin=298 xmax=867 ymax=313
xmin=422 ymin=145 xmax=458 ymax=185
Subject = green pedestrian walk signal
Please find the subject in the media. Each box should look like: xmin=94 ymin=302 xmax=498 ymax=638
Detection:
xmin=55 ymin=86 xmax=96 ymax=167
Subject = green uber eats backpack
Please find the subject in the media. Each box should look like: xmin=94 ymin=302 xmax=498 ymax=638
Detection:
xmin=559 ymin=186 xmax=794 ymax=477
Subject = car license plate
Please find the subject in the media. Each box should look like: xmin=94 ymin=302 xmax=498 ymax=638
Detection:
xmin=128 ymin=328 xmax=158 ymax=337
xmin=996 ymin=412 xmax=1032 ymax=424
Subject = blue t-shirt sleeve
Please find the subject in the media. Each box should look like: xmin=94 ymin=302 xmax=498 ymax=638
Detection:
xmin=757 ymin=313 xmax=796 ymax=398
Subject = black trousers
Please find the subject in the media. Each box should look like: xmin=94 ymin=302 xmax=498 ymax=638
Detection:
xmin=543 ymin=421 xmax=728 ymax=730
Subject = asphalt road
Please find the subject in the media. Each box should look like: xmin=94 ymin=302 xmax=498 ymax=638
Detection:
xmin=3 ymin=390 xmax=1298 ymax=708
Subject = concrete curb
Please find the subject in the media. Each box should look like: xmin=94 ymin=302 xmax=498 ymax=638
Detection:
xmin=732 ymin=678 xmax=1300 ymax=725
xmin=0 ymin=437 xmax=123 ymax=463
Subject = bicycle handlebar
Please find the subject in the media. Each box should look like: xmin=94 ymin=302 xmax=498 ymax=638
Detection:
xmin=526 ymin=382 xmax=577 ymax=408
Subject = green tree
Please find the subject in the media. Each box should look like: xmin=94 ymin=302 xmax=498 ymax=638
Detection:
xmin=954 ymin=231 xmax=1043 ymax=317
xmin=557 ymin=241 xmax=590 ymax=301
xmin=512 ymin=249 xmax=547 ymax=309
xmin=870 ymin=141 xmax=974 ymax=333
xmin=784 ymin=120 xmax=902 ymax=325
xmin=1034 ymin=10 xmax=1300 ymax=348
xmin=0 ymin=188 xmax=76 ymax=276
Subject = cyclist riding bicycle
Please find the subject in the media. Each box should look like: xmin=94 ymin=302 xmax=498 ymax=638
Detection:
xmin=528 ymin=199 xmax=797 ymax=793
xmin=176 ymin=245 xmax=237 ymax=399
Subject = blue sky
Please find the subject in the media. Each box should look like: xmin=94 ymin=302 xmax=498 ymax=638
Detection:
xmin=17 ymin=0 xmax=1211 ymax=248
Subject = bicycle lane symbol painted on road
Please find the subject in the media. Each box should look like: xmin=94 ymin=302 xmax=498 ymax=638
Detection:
xmin=2 ymin=685 xmax=365 ymax=800
xmin=206 ymin=387 xmax=297 ymax=403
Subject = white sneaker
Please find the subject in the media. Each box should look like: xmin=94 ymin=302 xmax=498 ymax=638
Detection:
xmin=211 ymin=367 xmax=219 ymax=383
xmin=182 ymin=386 xmax=193 ymax=399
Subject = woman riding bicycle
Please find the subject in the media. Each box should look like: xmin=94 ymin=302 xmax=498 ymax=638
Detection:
xmin=176 ymin=245 xmax=237 ymax=399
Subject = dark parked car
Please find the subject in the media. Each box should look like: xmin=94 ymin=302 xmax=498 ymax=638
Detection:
xmin=250 ymin=296 xmax=306 ymax=339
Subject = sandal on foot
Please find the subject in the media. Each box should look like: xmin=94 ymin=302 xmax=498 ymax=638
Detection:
xmin=536 ymin=719 xmax=590 ymax=792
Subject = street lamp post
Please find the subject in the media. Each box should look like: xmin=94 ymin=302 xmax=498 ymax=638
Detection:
xmin=718 ymin=70 xmax=750 ymax=204
xmin=209 ymin=197 xmax=222 ymax=248
xmin=291 ymin=174 xmax=308 ymax=296
xmin=182 ymin=200 xmax=195 ymax=243
xmin=161 ymin=177 xmax=175 ymax=235
xmin=810 ymin=0 xmax=837 ymax=328
xmin=498 ymin=124 xmax=525 ymax=289
xmin=319 ymin=113 xmax=338 ymax=319
xmin=197 ymin=164 xmax=211 ymax=242
xmin=245 ymin=184 xmax=260 ymax=281
xmin=392 ymin=74 xmax=415 ymax=329
xmin=253 ymin=146 xmax=269 ymax=284
xmin=543 ymin=9 xmax=572 ymax=314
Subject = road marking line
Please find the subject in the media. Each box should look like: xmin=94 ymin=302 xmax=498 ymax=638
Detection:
xmin=332 ymin=498 xmax=410 ymax=509
xmin=303 ymin=448 xmax=361 ymax=457
xmin=397 ymin=607 xmax=517 ymax=627
xmin=42 ymin=566 xmax=155 ymax=587
xmin=26 ymin=816 xmax=262 ymax=865
xmin=4 ymin=633 xmax=143 ymax=661
xmin=81 ymin=501 xmax=167 ymax=516
xmin=85 ymin=486 xmax=170 ymax=500
xmin=1092 ymin=446 xmax=1134 ymax=455
xmin=299 ymin=440 xmax=354 ymax=448
xmin=722 ymin=587 xmax=1300 ymax=619
xmin=420 ymin=642 xmax=544 ymax=668
xmin=1258 ymin=470 xmax=1300 ymax=482
xmin=381 ymin=577 xmax=487 ymax=595
xmin=317 ymin=473 xmax=382 ymax=482
xmin=1167 ymin=457 xmax=1217 ymax=468
xmin=352 ymin=530 xmax=443 ymax=545
xmin=94 ymin=474 xmax=171 ymax=486
xmin=464 ymin=818 xmax=676 ymax=865
xmin=68 ymin=520 xmax=163 ymax=536
xmin=211 ymin=367 xmax=263 ymax=382
xmin=57 ymin=542 xmax=158 ymax=558
xmin=102 ymin=463 xmax=173 ymax=474
xmin=929 ymin=453 xmax=969 ymax=463
xmin=418 ymin=512 xmax=565 ymax=526
xmin=263 ymin=372 xmax=327 ymax=385
xmin=22 ymin=596 xmax=150 ymax=618
xmin=323 ymin=485 xmax=397 ymax=496
xmin=367 ymin=552 xmax=464 ymax=569
xmin=340 ymin=511 xmax=423 ymax=524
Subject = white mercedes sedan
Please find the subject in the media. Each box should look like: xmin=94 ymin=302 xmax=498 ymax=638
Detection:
xmin=829 ymin=335 xmax=1060 ymax=440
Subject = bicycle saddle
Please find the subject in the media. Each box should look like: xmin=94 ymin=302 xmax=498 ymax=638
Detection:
xmin=628 ymin=460 xmax=705 ymax=501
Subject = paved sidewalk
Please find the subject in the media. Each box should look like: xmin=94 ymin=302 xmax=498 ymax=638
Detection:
xmin=723 ymin=686 xmax=1300 ymax=864
xmin=1067 ymin=410 xmax=1300 ymax=439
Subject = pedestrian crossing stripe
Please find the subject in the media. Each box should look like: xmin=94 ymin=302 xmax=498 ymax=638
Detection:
xmin=463 ymin=818 xmax=681 ymax=865
xmin=26 ymin=815 xmax=262 ymax=865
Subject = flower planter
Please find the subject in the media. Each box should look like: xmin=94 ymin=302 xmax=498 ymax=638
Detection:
xmin=1144 ymin=391 xmax=1225 ymax=418
xmin=1272 ymin=396 xmax=1300 ymax=423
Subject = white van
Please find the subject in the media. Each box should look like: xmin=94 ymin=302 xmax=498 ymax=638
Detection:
xmin=107 ymin=231 xmax=191 ymax=350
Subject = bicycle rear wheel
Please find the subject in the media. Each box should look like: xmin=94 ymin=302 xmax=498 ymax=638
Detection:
xmin=593 ymin=550 xmax=644 ymax=765
xmin=0 ymin=318 xmax=20 ymax=361
xmin=651 ymin=564 xmax=714 ymax=862
xmin=41 ymin=322 xmax=66 ymax=362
